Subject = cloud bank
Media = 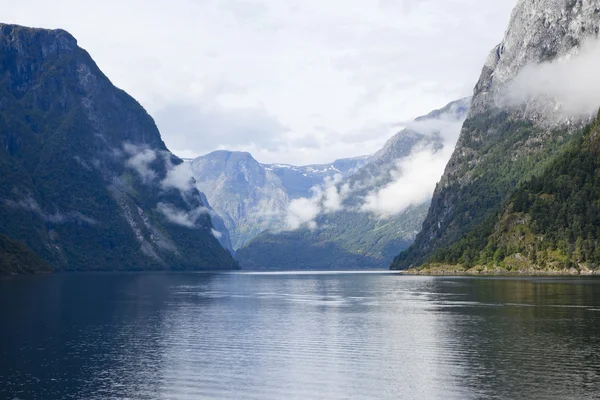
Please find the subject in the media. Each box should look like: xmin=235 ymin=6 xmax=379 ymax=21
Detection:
xmin=285 ymin=175 xmax=350 ymax=230
xmin=3 ymin=0 xmax=515 ymax=165
xmin=124 ymin=143 xmax=157 ymax=184
xmin=156 ymin=202 xmax=208 ymax=228
xmin=4 ymin=195 xmax=97 ymax=225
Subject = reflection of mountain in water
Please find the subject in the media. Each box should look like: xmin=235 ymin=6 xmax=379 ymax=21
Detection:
xmin=1 ymin=274 xmax=599 ymax=399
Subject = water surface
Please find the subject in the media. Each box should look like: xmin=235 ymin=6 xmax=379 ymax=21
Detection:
xmin=1 ymin=272 xmax=600 ymax=399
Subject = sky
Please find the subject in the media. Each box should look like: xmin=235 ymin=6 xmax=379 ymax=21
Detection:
xmin=2 ymin=0 xmax=517 ymax=165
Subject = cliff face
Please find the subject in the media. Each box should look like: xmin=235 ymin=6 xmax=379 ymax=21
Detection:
xmin=392 ymin=0 xmax=600 ymax=269
xmin=0 ymin=24 xmax=238 ymax=272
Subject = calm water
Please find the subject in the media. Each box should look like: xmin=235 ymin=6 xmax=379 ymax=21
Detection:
xmin=1 ymin=272 xmax=600 ymax=400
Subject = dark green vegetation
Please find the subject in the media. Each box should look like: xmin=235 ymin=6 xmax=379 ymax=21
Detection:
xmin=237 ymin=204 xmax=428 ymax=270
xmin=397 ymin=113 xmax=600 ymax=274
xmin=0 ymin=24 xmax=238 ymax=273
xmin=0 ymin=234 xmax=50 ymax=274
xmin=429 ymin=115 xmax=600 ymax=272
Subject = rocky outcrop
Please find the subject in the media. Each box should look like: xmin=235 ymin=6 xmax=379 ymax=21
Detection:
xmin=471 ymin=0 xmax=600 ymax=118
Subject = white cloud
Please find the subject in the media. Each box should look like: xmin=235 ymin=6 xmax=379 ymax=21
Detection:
xmin=405 ymin=116 xmax=465 ymax=144
xmin=4 ymin=196 xmax=97 ymax=225
xmin=124 ymin=143 xmax=197 ymax=195
xmin=2 ymin=0 xmax=517 ymax=165
xmin=285 ymin=175 xmax=349 ymax=230
xmin=501 ymin=37 xmax=600 ymax=119
xmin=211 ymin=228 xmax=223 ymax=239
xmin=124 ymin=143 xmax=157 ymax=184
xmin=361 ymin=146 xmax=450 ymax=217
xmin=286 ymin=196 xmax=323 ymax=231
xmin=360 ymin=106 xmax=466 ymax=218
xmin=156 ymin=202 xmax=208 ymax=228
xmin=282 ymin=101 xmax=468 ymax=226
xmin=161 ymin=157 xmax=195 ymax=193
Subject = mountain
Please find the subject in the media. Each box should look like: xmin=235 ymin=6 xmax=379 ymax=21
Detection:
xmin=392 ymin=0 xmax=600 ymax=273
xmin=190 ymin=151 xmax=370 ymax=249
xmin=191 ymin=151 xmax=289 ymax=249
xmin=237 ymin=98 xmax=470 ymax=270
xmin=0 ymin=24 xmax=238 ymax=272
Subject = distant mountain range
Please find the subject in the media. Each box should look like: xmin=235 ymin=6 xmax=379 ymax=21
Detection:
xmin=190 ymin=151 xmax=371 ymax=249
xmin=191 ymin=98 xmax=470 ymax=269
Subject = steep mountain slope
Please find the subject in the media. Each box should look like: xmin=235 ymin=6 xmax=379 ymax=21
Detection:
xmin=0 ymin=24 xmax=238 ymax=272
xmin=190 ymin=151 xmax=370 ymax=249
xmin=237 ymin=99 xmax=470 ymax=270
xmin=392 ymin=0 xmax=600 ymax=270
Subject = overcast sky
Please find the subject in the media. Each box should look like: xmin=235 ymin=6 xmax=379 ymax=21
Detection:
xmin=3 ymin=0 xmax=517 ymax=165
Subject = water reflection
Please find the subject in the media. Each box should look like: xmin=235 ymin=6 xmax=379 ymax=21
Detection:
xmin=1 ymin=273 xmax=599 ymax=399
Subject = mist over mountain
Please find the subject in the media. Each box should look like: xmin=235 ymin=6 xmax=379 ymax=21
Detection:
xmin=236 ymin=98 xmax=470 ymax=270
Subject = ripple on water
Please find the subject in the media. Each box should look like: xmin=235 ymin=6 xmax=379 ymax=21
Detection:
xmin=1 ymin=273 xmax=600 ymax=400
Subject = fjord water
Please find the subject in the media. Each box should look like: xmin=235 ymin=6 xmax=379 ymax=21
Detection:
xmin=1 ymin=273 xmax=600 ymax=399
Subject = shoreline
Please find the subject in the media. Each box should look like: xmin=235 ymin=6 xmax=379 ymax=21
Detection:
xmin=399 ymin=265 xmax=600 ymax=276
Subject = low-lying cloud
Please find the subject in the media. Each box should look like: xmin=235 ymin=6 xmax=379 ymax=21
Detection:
xmin=124 ymin=143 xmax=196 ymax=195
xmin=156 ymin=202 xmax=208 ymax=228
xmin=124 ymin=143 xmax=211 ymax=228
xmin=124 ymin=143 xmax=157 ymax=184
xmin=285 ymin=175 xmax=350 ymax=230
xmin=4 ymin=196 xmax=97 ymax=225
xmin=361 ymin=112 xmax=465 ymax=218
xmin=361 ymin=145 xmax=450 ymax=217
xmin=161 ymin=156 xmax=196 ymax=193
xmin=501 ymin=37 xmax=600 ymax=119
